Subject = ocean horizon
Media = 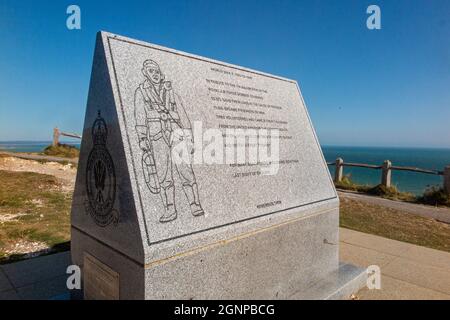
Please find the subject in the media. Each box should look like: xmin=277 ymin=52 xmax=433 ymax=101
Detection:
xmin=1 ymin=141 xmax=449 ymax=195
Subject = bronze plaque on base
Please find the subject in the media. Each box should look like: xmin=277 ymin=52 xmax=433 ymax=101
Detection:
xmin=83 ymin=252 xmax=119 ymax=300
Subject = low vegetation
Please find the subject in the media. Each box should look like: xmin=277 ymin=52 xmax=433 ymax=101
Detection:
xmin=334 ymin=175 xmax=367 ymax=191
xmin=340 ymin=197 xmax=450 ymax=252
xmin=336 ymin=175 xmax=449 ymax=207
xmin=417 ymin=186 xmax=450 ymax=207
xmin=43 ymin=143 xmax=79 ymax=158
xmin=0 ymin=155 xmax=448 ymax=264
xmin=0 ymin=170 xmax=71 ymax=263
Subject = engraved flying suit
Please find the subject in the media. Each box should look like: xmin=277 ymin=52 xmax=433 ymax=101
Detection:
xmin=134 ymin=68 xmax=204 ymax=223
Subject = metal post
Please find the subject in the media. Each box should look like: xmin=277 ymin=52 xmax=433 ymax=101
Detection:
xmin=382 ymin=160 xmax=392 ymax=188
xmin=335 ymin=158 xmax=344 ymax=183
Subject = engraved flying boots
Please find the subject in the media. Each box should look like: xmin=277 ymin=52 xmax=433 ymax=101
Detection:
xmin=183 ymin=182 xmax=204 ymax=217
xmin=159 ymin=184 xmax=177 ymax=222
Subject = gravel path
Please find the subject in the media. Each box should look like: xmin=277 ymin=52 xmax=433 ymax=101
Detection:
xmin=0 ymin=151 xmax=78 ymax=164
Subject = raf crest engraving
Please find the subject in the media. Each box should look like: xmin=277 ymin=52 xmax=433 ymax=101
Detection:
xmin=85 ymin=111 xmax=118 ymax=227
xmin=134 ymin=59 xmax=205 ymax=223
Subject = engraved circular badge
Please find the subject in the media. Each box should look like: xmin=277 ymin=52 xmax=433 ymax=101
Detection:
xmin=85 ymin=111 xmax=118 ymax=227
xmin=160 ymin=112 xmax=168 ymax=121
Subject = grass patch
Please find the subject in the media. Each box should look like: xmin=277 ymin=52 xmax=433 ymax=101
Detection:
xmin=365 ymin=184 xmax=416 ymax=202
xmin=335 ymin=175 xmax=371 ymax=193
xmin=43 ymin=143 xmax=79 ymax=158
xmin=340 ymin=197 xmax=450 ymax=252
xmin=0 ymin=170 xmax=71 ymax=264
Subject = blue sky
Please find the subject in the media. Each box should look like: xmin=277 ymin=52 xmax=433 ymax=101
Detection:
xmin=0 ymin=0 xmax=449 ymax=148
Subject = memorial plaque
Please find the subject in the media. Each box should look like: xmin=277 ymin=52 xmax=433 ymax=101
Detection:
xmin=83 ymin=253 xmax=119 ymax=300
xmin=71 ymin=31 xmax=366 ymax=299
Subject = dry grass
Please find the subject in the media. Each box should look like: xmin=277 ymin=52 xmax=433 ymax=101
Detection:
xmin=0 ymin=170 xmax=71 ymax=263
xmin=340 ymin=197 xmax=450 ymax=252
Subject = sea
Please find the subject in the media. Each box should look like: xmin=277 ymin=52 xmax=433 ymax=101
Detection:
xmin=0 ymin=141 xmax=80 ymax=153
xmin=1 ymin=141 xmax=449 ymax=195
xmin=322 ymin=146 xmax=450 ymax=195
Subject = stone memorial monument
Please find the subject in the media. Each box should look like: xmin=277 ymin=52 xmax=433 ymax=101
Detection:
xmin=71 ymin=31 xmax=366 ymax=299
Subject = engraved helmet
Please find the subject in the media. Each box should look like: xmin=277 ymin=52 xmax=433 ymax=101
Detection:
xmin=142 ymin=59 xmax=165 ymax=83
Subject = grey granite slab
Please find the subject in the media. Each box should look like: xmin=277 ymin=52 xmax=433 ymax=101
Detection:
xmin=70 ymin=31 xmax=364 ymax=299
xmin=143 ymin=208 xmax=340 ymax=299
xmin=290 ymin=263 xmax=367 ymax=300
xmin=72 ymin=31 xmax=337 ymax=261
xmin=106 ymin=33 xmax=336 ymax=247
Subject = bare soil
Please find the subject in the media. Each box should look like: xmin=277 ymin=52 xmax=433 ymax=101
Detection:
xmin=0 ymin=156 xmax=76 ymax=192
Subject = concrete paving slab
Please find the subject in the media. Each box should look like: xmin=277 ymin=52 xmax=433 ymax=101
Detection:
xmin=382 ymin=257 xmax=450 ymax=295
xmin=341 ymin=228 xmax=450 ymax=270
xmin=341 ymin=228 xmax=450 ymax=299
xmin=16 ymin=275 xmax=69 ymax=300
xmin=357 ymin=275 xmax=450 ymax=300
xmin=0 ymin=289 xmax=20 ymax=300
xmin=338 ymin=228 xmax=354 ymax=242
xmin=0 ymin=269 xmax=13 ymax=293
xmin=397 ymin=244 xmax=450 ymax=271
xmin=0 ymin=251 xmax=71 ymax=288
xmin=340 ymin=228 xmax=415 ymax=257
xmin=339 ymin=242 xmax=397 ymax=269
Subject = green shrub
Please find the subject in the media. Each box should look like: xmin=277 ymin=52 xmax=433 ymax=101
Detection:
xmin=335 ymin=174 xmax=371 ymax=193
xmin=43 ymin=143 xmax=79 ymax=158
xmin=335 ymin=175 xmax=414 ymax=201
xmin=417 ymin=186 xmax=450 ymax=207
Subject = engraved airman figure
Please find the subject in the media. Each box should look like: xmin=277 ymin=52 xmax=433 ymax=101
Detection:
xmin=134 ymin=59 xmax=204 ymax=223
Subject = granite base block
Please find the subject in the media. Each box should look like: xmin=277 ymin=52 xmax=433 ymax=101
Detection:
xmin=290 ymin=263 xmax=367 ymax=300
xmin=71 ymin=208 xmax=365 ymax=299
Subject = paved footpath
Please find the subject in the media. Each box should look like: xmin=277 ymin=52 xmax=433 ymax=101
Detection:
xmin=339 ymin=190 xmax=450 ymax=224
xmin=0 ymin=252 xmax=71 ymax=300
xmin=1 ymin=228 xmax=450 ymax=299
xmin=341 ymin=228 xmax=450 ymax=299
